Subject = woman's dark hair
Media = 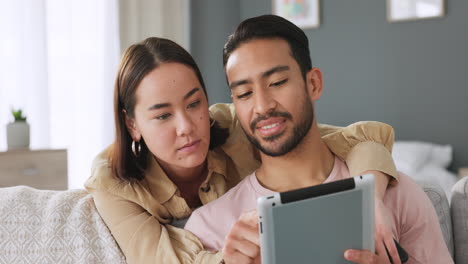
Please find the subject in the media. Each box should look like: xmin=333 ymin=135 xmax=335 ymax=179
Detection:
xmin=223 ymin=14 xmax=312 ymax=80
xmin=110 ymin=37 xmax=228 ymax=182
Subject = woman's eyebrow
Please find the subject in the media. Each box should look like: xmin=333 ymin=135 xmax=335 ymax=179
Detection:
xmin=184 ymin=87 xmax=200 ymax=100
xmin=147 ymin=88 xmax=200 ymax=111
xmin=148 ymin=103 xmax=170 ymax=111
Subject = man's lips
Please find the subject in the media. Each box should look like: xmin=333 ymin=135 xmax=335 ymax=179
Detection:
xmin=255 ymin=118 xmax=286 ymax=137
xmin=255 ymin=117 xmax=285 ymax=129
xmin=250 ymin=111 xmax=292 ymax=132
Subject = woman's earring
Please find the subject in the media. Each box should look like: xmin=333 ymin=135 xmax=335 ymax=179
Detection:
xmin=210 ymin=119 xmax=216 ymax=128
xmin=132 ymin=140 xmax=141 ymax=157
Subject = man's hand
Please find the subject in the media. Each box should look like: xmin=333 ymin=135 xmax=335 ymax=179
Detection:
xmin=222 ymin=210 xmax=261 ymax=264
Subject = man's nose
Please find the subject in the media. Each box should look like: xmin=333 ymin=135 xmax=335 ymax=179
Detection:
xmin=253 ymin=88 xmax=277 ymax=116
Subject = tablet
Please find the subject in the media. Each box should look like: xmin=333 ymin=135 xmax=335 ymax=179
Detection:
xmin=257 ymin=174 xmax=374 ymax=264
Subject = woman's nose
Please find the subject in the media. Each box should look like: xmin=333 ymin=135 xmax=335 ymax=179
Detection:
xmin=176 ymin=112 xmax=195 ymax=137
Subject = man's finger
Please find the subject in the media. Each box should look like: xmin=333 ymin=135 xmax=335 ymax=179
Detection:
xmin=253 ymin=253 xmax=261 ymax=264
xmin=375 ymin=238 xmax=391 ymax=263
xmin=227 ymin=237 xmax=260 ymax=259
xmin=233 ymin=220 xmax=260 ymax=245
xmin=384 ymin=238 xmax=401 ymax=264
xmin=239 ymin=210 xmax=259 ymax=227
xmin=223 ymin=251 xmax=255 ymax=264
xmin=344 ymin=249 xmax=378 ymax=263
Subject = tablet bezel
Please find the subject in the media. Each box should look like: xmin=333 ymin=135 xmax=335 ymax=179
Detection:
xmin=257 ymin=174 xmax=375 ymax=264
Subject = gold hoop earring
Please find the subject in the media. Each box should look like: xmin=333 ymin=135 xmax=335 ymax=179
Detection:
xmin=132 ymin=140 xmax=141 ymax=157
xmin=210 ymin=119 xmax=216 ymax=128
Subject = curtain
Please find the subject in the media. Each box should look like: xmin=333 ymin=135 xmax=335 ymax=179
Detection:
xmin=0 ymin=0 xmax=119 ymax=189
xmin=118 ymin=0 xmax=190 ymax=53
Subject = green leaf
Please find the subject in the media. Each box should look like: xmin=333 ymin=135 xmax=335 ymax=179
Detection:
xmin=11 ymin=108 xmax=27 ymax=122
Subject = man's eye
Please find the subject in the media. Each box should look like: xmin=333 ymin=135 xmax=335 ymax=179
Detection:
xmin=188 ymin=100 xmax=201 ymax=109
xmin=237 ymin=91 xmax=252 ymax=99
xmin=156 ymin=113 xmax=171 ymax=120
xmin=271 ymin=79 xmax=288 ymax=87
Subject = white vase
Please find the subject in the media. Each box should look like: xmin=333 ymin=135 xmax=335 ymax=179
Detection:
xmin=6 ymin=122 xmax=30 ymax=150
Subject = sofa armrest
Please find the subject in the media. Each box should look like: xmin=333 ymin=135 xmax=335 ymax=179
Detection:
xmin=0 ymin=186 xmax=126 ymax=263
xmin=451 ymin=176 xmax=468 ymax=264
xmin=418 ymin=180 xmax=454 ymax=258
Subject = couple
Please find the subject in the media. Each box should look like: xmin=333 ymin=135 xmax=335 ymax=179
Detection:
xmin=85 ymin=15 xmax=451 ymax=264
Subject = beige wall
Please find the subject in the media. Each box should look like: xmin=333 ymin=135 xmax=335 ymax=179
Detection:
xmin=118 ymin=0 xmax=190 ymax=54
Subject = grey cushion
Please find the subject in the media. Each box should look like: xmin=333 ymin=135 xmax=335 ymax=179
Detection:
xmin=418 ymin=181 xmax=454 ymax=258
xmin=451 ymin=176 xmax=468 ymax=264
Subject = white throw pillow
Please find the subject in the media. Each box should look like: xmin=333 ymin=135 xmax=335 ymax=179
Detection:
xmin=392 ymin=141 xmax=452 ymax=173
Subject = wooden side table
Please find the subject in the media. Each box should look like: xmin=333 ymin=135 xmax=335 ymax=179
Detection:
xmin=0 ymin=149 xmax=67 ymax=190
xmin=458 ymin=167 xmax=468 ymax=179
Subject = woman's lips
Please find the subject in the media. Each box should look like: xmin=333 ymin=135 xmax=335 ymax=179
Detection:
xmin=178 ymin=140 xmax=201 ymax=153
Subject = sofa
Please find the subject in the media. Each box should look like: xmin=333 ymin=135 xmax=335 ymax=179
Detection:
xmin=451 ymin=176 xmax=468 ymax=264
xmin=0 ymin=186 xmax=126 ymax=263
xmin=1 ymin=177 xmax=467 ymax=264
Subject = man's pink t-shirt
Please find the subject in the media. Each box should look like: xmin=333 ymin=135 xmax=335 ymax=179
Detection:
xmin=185 ymin=157 xmax=453 ymax=263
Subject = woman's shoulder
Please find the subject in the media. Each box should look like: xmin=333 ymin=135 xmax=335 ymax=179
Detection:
xmin=84 ymin=147 xmax=129 ymax=193
xmin=209 ymin=103 xmax=236 ymax=128
xmin=85 ymin=147 xmax=173 ymax=221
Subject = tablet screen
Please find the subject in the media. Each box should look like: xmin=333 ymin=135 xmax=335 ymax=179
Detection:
xmin=272 ymin=190 xmax=363 ymax=263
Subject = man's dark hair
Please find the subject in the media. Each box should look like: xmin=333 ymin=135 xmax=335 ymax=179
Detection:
xmin=223 ymin=14 xmax=312 ymax=79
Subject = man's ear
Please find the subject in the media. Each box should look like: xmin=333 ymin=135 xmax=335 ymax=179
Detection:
xmin=123 ymin=110 xmax=141 ymax=142
xmin=305 ymin=67 xmax=323 ymax=101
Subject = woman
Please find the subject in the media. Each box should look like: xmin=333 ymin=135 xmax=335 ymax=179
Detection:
xmin=85 ymin=37 xmax=399 ymax=264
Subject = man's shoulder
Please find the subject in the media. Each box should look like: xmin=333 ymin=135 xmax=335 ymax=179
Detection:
xmin=385 ymin=172 xmax=426 ymax=204
xmin=388 ymin=172 xmax=427 ymax=198
xmin=388 ymin=173 xmax=453 ymax=262
xmin=385 ymin=172 xmax=438 ymax=232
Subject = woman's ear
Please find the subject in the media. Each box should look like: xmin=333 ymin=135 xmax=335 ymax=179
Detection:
xmin=305 ymin=67 xmax=324 ymax=101
xmin=123 ymin=109 xmax=141 ymax=142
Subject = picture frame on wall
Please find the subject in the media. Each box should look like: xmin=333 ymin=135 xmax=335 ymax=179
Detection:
xmin=272 ymin=0 xmax=320 ymax=29
xmin=387 ymin=0 xmax=445 ymax=22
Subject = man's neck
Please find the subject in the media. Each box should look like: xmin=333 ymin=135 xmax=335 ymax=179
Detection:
xmin=255 ymin=122 xmax=335 ymax=192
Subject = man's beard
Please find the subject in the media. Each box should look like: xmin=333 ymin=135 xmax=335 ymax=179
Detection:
xmin=242 ymin=97 xmax=314 ymax=157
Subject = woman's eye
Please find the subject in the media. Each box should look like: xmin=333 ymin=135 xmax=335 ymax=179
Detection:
xmin=237 ymin=91 xmax=252 ymax=99
xmin=188 ymin=100 xmax=201 ymax=109
xmin=271 ymin=79 xmax=288 ymax=87
xmin=156 ymin=113 xmax=171 ymax=120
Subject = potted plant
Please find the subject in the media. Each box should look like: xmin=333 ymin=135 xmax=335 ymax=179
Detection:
xmin=6 ymin=108 xmax=30 ymax=150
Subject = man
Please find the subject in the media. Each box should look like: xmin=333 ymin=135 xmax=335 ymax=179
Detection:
xmin=185 ymin=15 xmax=452 ymax=264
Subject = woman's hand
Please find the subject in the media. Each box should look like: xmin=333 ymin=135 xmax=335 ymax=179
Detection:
xmin=343 ymin=199 xmax=401 ymax=264
xmin=222 ymin=210 xmax=261 ymax=264
xmin=362 ymin=170 xmax=401 ymax=264
xmin=374 ymin=198 xmax=401 ymax=264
